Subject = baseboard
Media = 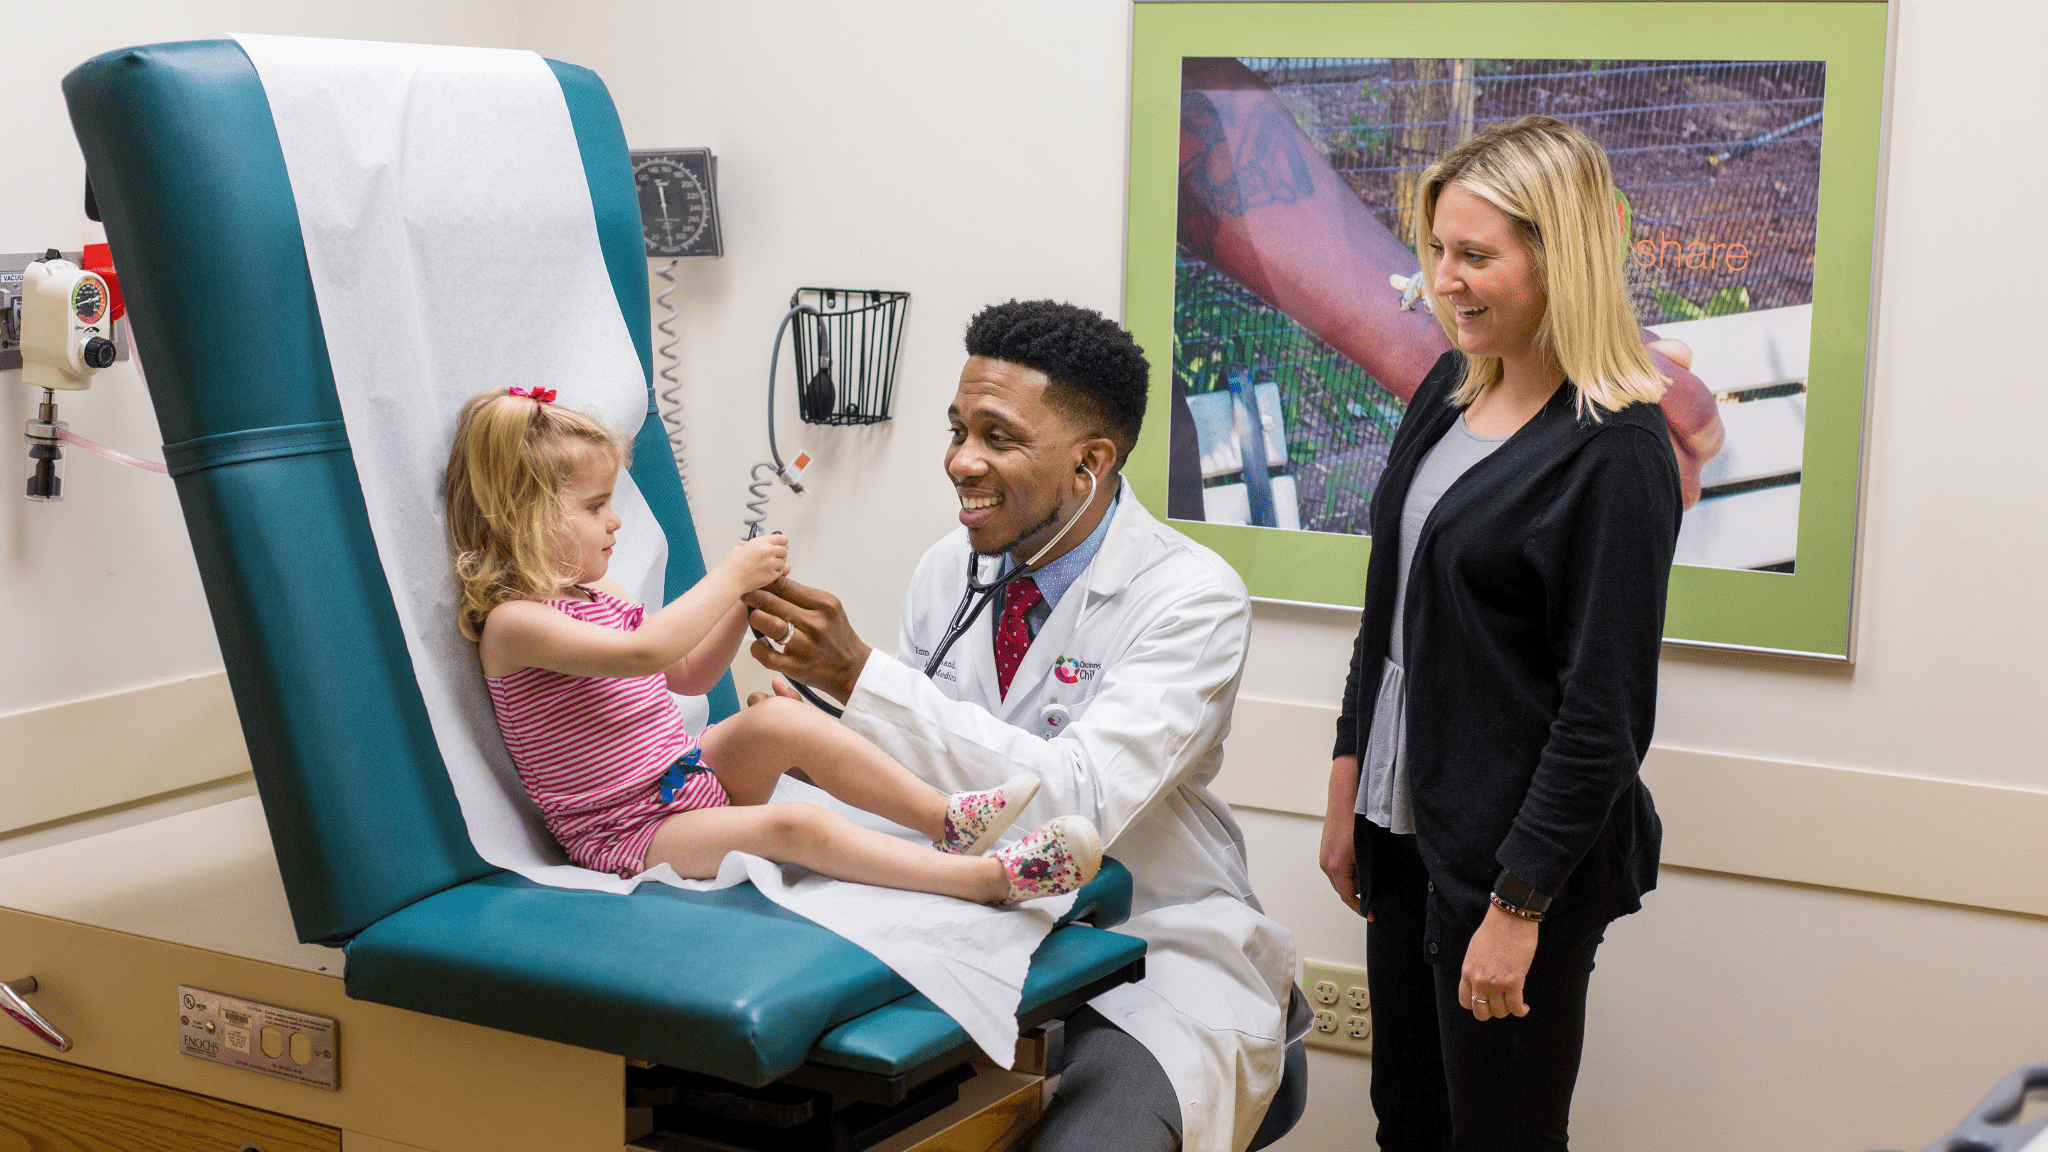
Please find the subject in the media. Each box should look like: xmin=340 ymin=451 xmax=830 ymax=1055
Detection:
xmin=1216 ymin=695 xmax=2048 ymax=919
xmin=0 ymin=672 xmax=251 ymax=835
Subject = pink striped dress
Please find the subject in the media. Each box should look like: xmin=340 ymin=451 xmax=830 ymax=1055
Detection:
xmin=485 ymin=586 xmax=729 ymax=877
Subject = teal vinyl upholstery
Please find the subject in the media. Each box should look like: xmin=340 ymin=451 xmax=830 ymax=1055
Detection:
xmin=65 ymin=40 xmax=490 ymax=944
xmin=809 ymin=924 xmax=1146 ymax=1078
xmin=62 ymin=39 xmax=1142 ymax=1087
xmin=345 ymin=861 xmax=1139 ymax=1085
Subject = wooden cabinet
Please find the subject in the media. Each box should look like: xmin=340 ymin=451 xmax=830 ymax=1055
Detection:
xmin=0 ymin=1046 xmax=339 ymax=1152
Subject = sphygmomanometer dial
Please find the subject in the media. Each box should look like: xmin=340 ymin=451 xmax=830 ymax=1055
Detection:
xmin=632 ymin=149 xmax=723 ymax=259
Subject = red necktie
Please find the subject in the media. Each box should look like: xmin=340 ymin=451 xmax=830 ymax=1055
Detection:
xmin=993 ymin=576 xmax=1042 ymax=699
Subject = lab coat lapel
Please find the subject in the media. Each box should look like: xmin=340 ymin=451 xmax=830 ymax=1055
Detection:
xmin=1002 ymin=481 xmax=1145 ymax=723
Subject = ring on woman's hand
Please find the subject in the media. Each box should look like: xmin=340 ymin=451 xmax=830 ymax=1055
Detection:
xmin=781 ymin=619 xmax=797 ymax=646
xmin=1471 ymin=995 xmax=1486 ymax=1004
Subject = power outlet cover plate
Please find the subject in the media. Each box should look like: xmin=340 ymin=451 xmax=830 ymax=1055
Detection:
xmin=178 ymin=985 xmax=338 ymax=1090
xmin=1302 ymin=959 xmax=1372 ymax=1058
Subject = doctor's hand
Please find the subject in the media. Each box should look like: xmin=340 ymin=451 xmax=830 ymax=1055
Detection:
xmin=744 ymin=576 xmax=873 ymax=705
xmin=1458 ymin=904 xmax=1539 ymax=1022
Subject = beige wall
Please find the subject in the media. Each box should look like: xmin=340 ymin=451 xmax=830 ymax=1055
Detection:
xmin=6 ymin=1 xmax=2046 ymax=1149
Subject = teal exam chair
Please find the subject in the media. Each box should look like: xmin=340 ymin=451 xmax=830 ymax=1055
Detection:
xmin=61 ymin=39 xmax=1164 ymax=1151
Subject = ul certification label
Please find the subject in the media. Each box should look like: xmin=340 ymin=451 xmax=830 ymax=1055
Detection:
xmin=179 ymin=985 xmax=338 ymax=1090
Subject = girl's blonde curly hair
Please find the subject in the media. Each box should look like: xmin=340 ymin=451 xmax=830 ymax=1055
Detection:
xmin=444 ymin=388 xmax=628 ymax=642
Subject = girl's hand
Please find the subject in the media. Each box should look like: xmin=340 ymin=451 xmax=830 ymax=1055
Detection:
xmin=1458 ymin=903 xmax=1539 ymax=1021
xmin=722 ymin=534 xmax=790 ymax=591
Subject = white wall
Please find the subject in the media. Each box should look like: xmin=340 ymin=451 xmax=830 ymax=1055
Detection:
xmin=7 ymin=1 xmax=2047 ymax=1149
xmin=522 ymin=0 xmax=1140 ymax=691
xmin=525 ymin=3 xmax=2048 ymax=1149
xmin=0 ymin=0 xmax=524 ymax=719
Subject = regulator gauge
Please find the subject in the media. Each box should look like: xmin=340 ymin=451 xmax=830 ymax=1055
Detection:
xmin=632 ymin=149 xmax=723 ymax=259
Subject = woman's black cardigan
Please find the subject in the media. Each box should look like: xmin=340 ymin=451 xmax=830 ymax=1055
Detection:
xmin=1335 ymin=352 xmax=1680 ymax=954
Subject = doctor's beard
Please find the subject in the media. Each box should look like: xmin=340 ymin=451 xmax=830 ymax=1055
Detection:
xmin=990 ymin=499 xmax=1067 ymax=562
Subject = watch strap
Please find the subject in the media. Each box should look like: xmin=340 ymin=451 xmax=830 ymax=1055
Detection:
xmin=1491 ymin=869 xmax=1553 ymax=917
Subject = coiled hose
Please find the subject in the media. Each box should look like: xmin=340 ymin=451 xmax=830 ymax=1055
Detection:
xmin=743 ymin=302 xmax=842 ymax=717
xmin=652 ymin=259 xmax=687 ymax=493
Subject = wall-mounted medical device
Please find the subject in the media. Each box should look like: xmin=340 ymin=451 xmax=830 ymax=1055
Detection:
xmin=632 ymin=148 xmax=724 ymax=493
xmin=633 ymin=148 xmax=723 ymax=259
xmin=15 ymin=249 xmax=121 ymax=502
xmin=19 ymin=251 xmax=117 ymax=390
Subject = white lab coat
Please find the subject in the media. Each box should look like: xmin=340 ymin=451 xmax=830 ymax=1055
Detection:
xmin=840 ymin=480 xmax=1297 ymax=1152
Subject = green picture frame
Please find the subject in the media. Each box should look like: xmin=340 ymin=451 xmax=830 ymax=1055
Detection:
xmin=1124 ymin=1 xmax=1889 ymax=659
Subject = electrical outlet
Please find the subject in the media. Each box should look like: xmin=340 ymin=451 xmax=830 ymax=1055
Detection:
xmin=1301 ymin=959 xmax=1371 ymax=1057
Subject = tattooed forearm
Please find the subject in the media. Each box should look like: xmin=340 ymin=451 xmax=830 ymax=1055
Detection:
xmin=1177 ymin=90 xmax=1317 ymax=259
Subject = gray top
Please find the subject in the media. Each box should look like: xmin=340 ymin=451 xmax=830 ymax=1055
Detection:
xmin=1356 ymin=413 xmax=1509 ymax=832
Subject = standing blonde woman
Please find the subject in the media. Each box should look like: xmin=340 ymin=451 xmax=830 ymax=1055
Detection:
xmin=1318 ymin=116 xmax=1680 ymax=1149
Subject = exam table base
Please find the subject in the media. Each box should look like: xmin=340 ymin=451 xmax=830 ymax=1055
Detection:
xmin=628 ymin=958 xmax=1141 ymax=1152
xmin=0 ymin=905 xmax=1058 ymax=1152
xmin=632 ymin=1061 xmax=978 ymax=1152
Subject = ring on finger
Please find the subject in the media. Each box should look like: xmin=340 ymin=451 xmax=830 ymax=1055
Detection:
xmin=765 ymin=618 xmax=795 ymax=655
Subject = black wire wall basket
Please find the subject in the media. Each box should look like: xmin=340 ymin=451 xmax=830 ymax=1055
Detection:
xmin=790 ymin=287 xmax=909 ymax=425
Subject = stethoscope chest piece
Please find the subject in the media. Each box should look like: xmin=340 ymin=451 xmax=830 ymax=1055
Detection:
xmin=1039 ymin=702 xmax=1071 ymax=737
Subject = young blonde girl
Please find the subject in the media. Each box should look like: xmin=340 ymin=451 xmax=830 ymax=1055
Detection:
xmin=445 ymin=386 xmax=1100 ymax=904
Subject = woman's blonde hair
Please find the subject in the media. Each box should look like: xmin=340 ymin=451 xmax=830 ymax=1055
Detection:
xmin=1417 ymin=115 xmax=1667 ymax=417
xmin=445 ymin=389 xmax=628 ymax=641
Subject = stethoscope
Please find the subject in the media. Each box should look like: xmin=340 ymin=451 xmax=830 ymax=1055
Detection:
xmin=922 ymin=466 xmax=1099 ymax=681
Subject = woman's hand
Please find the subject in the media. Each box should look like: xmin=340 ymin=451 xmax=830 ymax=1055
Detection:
xmin=1320 ymin=756 xmax=1365 ymax=916
xmin=1459 ymin=903 xmax=1540 ymax=1021
xmin=721 ymin=533 xmax=790 ymax=592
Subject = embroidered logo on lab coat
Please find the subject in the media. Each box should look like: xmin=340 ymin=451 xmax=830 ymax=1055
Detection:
xmin=1053 ymin=656 xmax=1100 ymax=684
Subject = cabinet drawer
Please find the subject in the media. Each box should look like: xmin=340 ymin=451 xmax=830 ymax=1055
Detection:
xmin=0 ymin=1045 xmax=339 ymax=1152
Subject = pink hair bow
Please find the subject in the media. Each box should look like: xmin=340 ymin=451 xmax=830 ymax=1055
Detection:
xmin=509 ymin=386 xmax=557 ymax=403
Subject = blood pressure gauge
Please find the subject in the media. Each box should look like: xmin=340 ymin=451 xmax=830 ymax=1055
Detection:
xmin=631 ymin=149 xmax=723 ymax=258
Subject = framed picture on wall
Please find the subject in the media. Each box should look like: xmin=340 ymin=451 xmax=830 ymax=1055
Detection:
xmin=1123 ymin=1 xmax=1891 ymax=659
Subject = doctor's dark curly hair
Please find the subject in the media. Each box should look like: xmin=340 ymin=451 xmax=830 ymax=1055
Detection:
xmin=964 ymin=299 xmax=1149 ymax=470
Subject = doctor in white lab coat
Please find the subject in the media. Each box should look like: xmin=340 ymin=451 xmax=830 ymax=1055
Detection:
xmin=745 ymin=301 xmax=1297 ymax=1152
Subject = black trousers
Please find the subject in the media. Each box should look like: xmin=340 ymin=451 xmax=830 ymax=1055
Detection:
xmin=1360 ymin=820 xmax=1605 ymax=1152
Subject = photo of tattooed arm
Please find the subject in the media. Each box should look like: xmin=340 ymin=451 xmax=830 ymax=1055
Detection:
xmin=1174 ymin=57 xmax=1723 ymax=506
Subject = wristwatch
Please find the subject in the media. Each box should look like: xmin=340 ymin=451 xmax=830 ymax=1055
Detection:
xmin=1490 ymin=869 xmax=1552 ymax=921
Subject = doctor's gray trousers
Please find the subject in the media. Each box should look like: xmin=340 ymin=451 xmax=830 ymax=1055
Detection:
xmin=1032 ymin=1006 xmax=1183 ymax=1151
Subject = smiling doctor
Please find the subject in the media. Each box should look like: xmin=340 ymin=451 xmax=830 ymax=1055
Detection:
xmin=744 ymin=300 xmax=1297 ymax=1152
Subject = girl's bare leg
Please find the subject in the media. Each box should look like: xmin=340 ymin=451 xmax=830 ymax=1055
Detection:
xmin=697 ymin=696 xmax=949 ymax=839
xmin=644 ymin=802 xmax=1006 ymax=903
